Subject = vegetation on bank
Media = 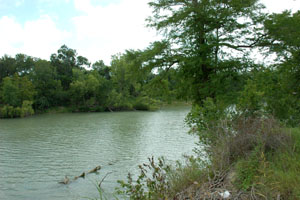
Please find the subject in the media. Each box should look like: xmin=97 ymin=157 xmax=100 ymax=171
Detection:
xmin=113 ymin=0 xmax=300 ymax=199
xmin=116 ymin=114 xmax=300 ymax=199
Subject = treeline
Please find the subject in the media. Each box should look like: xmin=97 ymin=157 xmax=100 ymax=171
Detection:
xmin=1 ymin=2 xmax=300 ymax=126
xmin=0 ymin=46 xmax=184 ymax=118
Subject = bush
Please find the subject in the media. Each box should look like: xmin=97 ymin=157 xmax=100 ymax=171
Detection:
xmin=0 ymin=105 xmax=21 ymax=118
xmin=21 ymin=101 xmax=34 ymax=117
xmin=133 ymin=102 xmax=150 ymax=111
xmin=116 ymin=157 xmax=171 ymax=200
xmin=14 ymin=107 xmax=22 ymax=117
xmin=185 ymin=98 xmax=227 ymax=146
xmin=133 ymin=97 xmax=152 ymax=111
xmin=185 ymin=98 xmax=297 ymax=198
xmin=0 ymin=101 xmax=35 ymax=118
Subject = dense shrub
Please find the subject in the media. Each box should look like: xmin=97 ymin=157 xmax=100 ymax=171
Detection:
xmin=0 ymin=101 xmax=34 ymax=118
xmin=21 ymin=100 xmax=34 ymax=117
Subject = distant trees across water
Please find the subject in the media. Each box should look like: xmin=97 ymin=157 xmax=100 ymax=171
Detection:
xmin=0 ymin=46 xmax=184 ymax=118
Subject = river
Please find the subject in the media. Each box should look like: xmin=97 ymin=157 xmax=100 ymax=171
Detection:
xmin=0 ymin=106 xmax=197 ymax=200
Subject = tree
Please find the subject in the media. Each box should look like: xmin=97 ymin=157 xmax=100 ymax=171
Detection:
xmin=146 ymin=0 xmax=266 ymax=104
xmin=51 ymin=45 xmax=77 ymax=90
xmin=1 ymin=76 xmax=19 ymax=107
xmin=0 ymin=55 xmax=17 ymax=81
xmin=110 ymin=54 xmax=133 ymax=98
xmin=51 ymin=45 xmax=90 ymax=90
xmin=1 ymin=74 xmax=35 ymax=107
xmin=257 ymin=10 xmax=300 ymax=124
xmin=92 ymin=60 xmax=111 ymax=80
xmin=263 ymin=10 xmax=300 ymax=95
xmin=15 ymin=54 xmax=34 ymax=76
xmin=70 ymin=80 xmax=86 ymax=106
xmin=31 ymin=59 xmax=63 ymax=110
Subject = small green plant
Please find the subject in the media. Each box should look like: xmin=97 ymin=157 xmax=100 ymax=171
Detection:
xmin=116 ymin=157 xmax=171 ymax=200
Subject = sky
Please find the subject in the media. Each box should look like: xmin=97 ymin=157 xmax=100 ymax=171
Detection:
xmin=0 ymin=0 xmax=300 ymax=65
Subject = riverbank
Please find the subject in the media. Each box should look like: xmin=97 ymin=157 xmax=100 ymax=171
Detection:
xmin=0 ymin=97 xmax=191 ymax=118
xmin=116 ymin=116 xmax=300 ymax=200
xmin=175 ymin=127 xmax=300 ymax=200
xmin=35 ymin=101 xmax=191 ymax=115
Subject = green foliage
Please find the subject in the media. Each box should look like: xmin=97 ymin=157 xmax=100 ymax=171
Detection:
xmin=229 ymin=128 xmax=300 ymax=199
xmin=1 ymin=74 xmax=35 ymax=108
xmin=92 ymin=60 xmax=111 ymax=80
xmin=31 ymin=59 xmax=63 ymax=110
xmin=0 ymin=105 xmax=14 ymax=118
xmin=167 ymin=156 xmax=204 ymax=197
xmin=133 ymin=96 xmax=161 ymax=111
xmin=0 ymin=43 xmax=186 ymax=117
xmin=0 ymin=101 xmax=34 ymax=118
xmin=237 ymin=67 xmax=300 ymax=125
xmin=50 ymin=45 xmax=90 ymax=90
xmin=21 ymin=101 xmax=34 ymax=117
xmin=1 ymin=76 xmax=20 ymax=107
xmin=117 ymin=157 xmax=171 ymax=200
xmin=146 ymin=0 xmax=265 ymax=104
xmin=235 ymin=146 xmax=262 ymax=190
xmin=133 ymin=97 xmax=151 ymax=111
xmin=260 ymin=128 xmax=300 ymax=199
xmin=264 ymin=10 xmax=300 ymax=57
xmin=112 ymin=3 xmax=300 ymax=200
xmin=184 ymin=108 xmax=299 ymax=199
xmin=106 ymin=90 xmax=133 ymax=111
xmin=117 ymin=156 xmax=205 ymax=200
xmin=185 ymin=98 xmax=227 ymax=145
xmin=0 ymin=55 xmax=17 ymax=82
xmin=237 ymin=78 xmax=266 ymax=116
xmin=70 ymin=80 xmax=86 ymax=105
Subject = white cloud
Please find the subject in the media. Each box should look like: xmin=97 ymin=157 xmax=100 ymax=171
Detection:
xmin=1 ymin=0 xmax=299 ymax=65
xmin=0 ymin=16 xmax=25 ymax=55
xmin=0 ymin=15 xmax=71 ymax=60
xmin=262 ymin=0 xmax=300 ymax=13
xmin=0 ymin=0 xmax=158 ymax=64
xmin=15 ymin=0 xmax=24 ymax=7
xmin=74 ymin=0 xmax=94 ymax=13
xmin=71 ymin=0 xmax=159 ymax=64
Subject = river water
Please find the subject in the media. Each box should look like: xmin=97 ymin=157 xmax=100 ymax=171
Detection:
xmin=0 ymin=106 xmax=197 ymax=200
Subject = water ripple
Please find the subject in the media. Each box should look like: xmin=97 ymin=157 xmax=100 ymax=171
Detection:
xmin=0 ymin=107 xmax=196 ymax=200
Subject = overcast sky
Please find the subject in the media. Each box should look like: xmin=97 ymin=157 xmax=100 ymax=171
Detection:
xmin=0 ymin=0 xmax=299 ymax=64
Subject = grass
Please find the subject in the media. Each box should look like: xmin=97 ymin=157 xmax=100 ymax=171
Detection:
xmin=167 ymin=156 xmax=205 ymax=197
xmin=260 ymin=128 xmax=300 ymax=199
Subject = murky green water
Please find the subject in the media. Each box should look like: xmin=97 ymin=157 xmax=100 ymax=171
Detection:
xmin=0 ymin=106 xmax=196 ymax=200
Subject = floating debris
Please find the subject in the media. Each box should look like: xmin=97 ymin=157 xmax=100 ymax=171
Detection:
xmin=88 ymin=165 xmax=101 ymax=173
xmin=58 ymin=176 xmax=70 ymax=184
xmin=74 ymin=172 xmax=85 ymax=180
